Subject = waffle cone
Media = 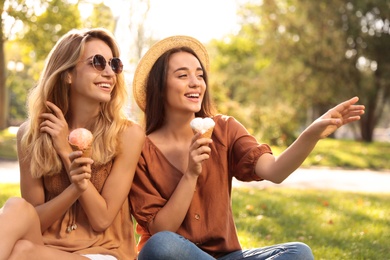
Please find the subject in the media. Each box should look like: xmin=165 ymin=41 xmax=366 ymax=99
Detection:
xmin=192 ymin=127 xmax=214 ymax=139
xmin=69 ymin=143 xmax=92 ymax=158
xmin=201 ymin=127 xmax=214 ymax=139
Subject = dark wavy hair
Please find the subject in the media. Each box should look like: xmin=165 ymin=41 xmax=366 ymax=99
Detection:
xmin=144 ymin=47 xmax=215 ymax=135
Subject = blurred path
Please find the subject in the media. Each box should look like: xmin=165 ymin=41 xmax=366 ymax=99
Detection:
xmin=1 ymin=159 xmax=390 ymax=193
xmin=233 ymin=167 xmax=390 ymax=194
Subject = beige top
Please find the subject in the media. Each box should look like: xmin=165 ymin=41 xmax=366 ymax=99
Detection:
xmin=43 ymin=161 xmax=136 ymax=260
xmin=130 ymin=114 xmax=272 ymax=258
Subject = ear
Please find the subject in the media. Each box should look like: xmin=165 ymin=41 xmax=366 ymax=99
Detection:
xmin=66 ymin=72 xmax=72 ymax=84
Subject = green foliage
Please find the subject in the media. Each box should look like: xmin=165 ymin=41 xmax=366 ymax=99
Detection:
xmin=233 ymin=188 xmax=390 ymax=259
xmin=5 ymin=41 xmax=33 ymax=123
xmin=3 ymin=0 xmax=116 ymax=124
xmin=0 ymin=127 xmax=18 ymax=159
xmin=0 ymin=184 xmax=20 ymax=205
xmin=87 ymin=2 xmax=116 ymax=32
xmin=2 ymin=0 xmax=84 ymax=123
xmin=210 ymin=0 xmax=390 ymax=142
xmin=22 ymin=0 xmax=82 ymax=61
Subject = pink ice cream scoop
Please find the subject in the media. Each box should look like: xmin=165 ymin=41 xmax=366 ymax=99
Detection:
xmin=68 ymin=128 xmax=93 ymax=157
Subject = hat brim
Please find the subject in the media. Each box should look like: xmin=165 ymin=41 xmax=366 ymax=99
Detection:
xmin=132 ymin=35 xmax=210 ymax=112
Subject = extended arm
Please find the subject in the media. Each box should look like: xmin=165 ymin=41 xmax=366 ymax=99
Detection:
xmin=255 ymin=96 xmax=365 ymax=183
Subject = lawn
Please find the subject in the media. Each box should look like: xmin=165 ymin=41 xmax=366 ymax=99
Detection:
xmin=271 ymin=138 xmax=390 ymax=171
xmin=1 ymin=184 xmax=389 ymax=259
xmin=1 ymin=128 xmax=389 ymax=259
xmin=233 ymin=187 xmax=390 ymax=260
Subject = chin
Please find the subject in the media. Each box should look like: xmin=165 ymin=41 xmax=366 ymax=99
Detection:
xmin=97 ymin=97 xmax=111 ymax=104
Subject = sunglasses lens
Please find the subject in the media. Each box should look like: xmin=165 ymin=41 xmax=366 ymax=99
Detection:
xmin=110 ymin=58 xmax=123 ymax=74
xmin=92 ymin=55 xmax=106 ymax=71
xmin=91 ymin=55 xmax=123 ymax=74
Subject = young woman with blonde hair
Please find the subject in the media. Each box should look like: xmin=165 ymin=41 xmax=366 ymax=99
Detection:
xmin=0 ymin=28 xmax=144 ymax=260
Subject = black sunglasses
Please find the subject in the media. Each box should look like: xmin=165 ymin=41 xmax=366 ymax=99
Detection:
xmin=87 ymin=54 xmax=123 ymax=74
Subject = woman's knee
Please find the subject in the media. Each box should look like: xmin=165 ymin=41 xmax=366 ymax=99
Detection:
xmin=3 ymin=198 xmax=34 ymax=214
xmin=291 ymin=242 xmax=314 ymax=260
xmin=140 ymin=231 xmax=181 ymax=254
xmin=9 ymin=239 xmax=36 ymax=260
xmin=2 ymin=197 xmax=40 ymax=233
xmin=139 ymin=231 xmax=196 ymax=260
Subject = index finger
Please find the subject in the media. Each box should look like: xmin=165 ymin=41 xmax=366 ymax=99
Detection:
xmin=46 ymin=101 xmax=66 ymax=121
xmin=69 ymin=150 xmax=83 ymax=162
xmin=333 ymin=96 xmax=359 ymax=112
xmin=343 ymin=96 xmax=359 ymax=106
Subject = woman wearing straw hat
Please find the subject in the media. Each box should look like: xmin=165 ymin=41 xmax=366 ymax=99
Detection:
xmin=129 ymin=35 xmax=364 ymax=259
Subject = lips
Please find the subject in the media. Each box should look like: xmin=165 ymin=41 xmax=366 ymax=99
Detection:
xmin=96 ymin=83 xmax=111 ymax=89
xmin=185 ymin=93 xmax=200 ymax=98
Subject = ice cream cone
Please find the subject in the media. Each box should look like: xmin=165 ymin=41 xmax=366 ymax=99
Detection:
xmin=192 ymin=128 xmax=214 ymax=138
xmin=69 ymin=143 xmax=92 ymax=158
xmin=200 ymin=127 xmax=214 ymax=139
xmin=68 ymin=128 xmax=93 ymax=158
xmin=190 ymin=117 xmax=215 ymax=139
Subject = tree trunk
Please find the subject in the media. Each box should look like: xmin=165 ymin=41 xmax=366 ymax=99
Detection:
xmin=0 ymin=20 xmax=8 ymax=130
xmin=360 ymin=99 xmax=377 ymax=142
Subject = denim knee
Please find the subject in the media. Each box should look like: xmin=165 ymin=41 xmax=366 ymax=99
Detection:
xmin=138 ymin=231 xmax=213 ymax=260
xmin=138 ymin=231 xmax=187 ymax=260
xmin=290 ymin=242 xmax=314 ymax=260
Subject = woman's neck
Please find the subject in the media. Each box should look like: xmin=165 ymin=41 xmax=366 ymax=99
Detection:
xmin=150 ymin=113 xmax=195 ymax=142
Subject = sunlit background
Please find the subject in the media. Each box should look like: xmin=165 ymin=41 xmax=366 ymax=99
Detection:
xmin=100 ymin=0 xmax=241 ymax=106
xmin=1 ymin=0 xmax=390 ymax=145
xmin=1 ymin=3 xmax=390 ymax=259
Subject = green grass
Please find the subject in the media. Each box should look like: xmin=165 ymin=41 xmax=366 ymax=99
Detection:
xmin=0 ymin=127 xmax=18 ymax=160
xmin=1 ymin=184 xmax=389 ymax=259
xmin=271 ymin=138 xmax=390 ymax=171
xmin=1 ymin=129 xmax=389 ymax=259
xmin=233 ymin=188 xmax=390 ymax=260
xmin=0 ymin=184 xmax=20 ymax=205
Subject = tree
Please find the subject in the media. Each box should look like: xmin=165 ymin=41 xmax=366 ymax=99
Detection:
xmin=88 ymin=2 xmax=115 ymax=32
xmin=211 ymin=0 xmax=390 ymax=143
xmin=1 ymin=0 xmax=83 ymax=127
xmin=0 ymin=0 xmax=6 ymax=129
xmin=22 ymin=0 xmax=82 ymax=62
xmin=341 ymin=0 xmax=390 ymax=141
xmin=1 ymin=0 xmax=41 ymax=129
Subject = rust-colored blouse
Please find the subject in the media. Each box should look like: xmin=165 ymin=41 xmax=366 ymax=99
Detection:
xmin=43 ymin=161 xmax=137 ymax=260
xmin=129 ymin=115 xmax=272 ymax=258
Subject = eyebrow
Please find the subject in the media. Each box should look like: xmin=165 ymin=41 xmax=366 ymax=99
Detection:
xmin=83 ymin=55 xmax=94 ymax=61
xmin=173 ymin=66 xmax=203 ymax=73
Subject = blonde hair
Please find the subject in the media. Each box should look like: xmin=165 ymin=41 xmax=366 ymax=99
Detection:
xmin=21 ymin=28 xmax=130 ymax=178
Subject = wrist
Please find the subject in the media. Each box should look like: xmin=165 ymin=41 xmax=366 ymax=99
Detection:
xmin=182 ymin=171 xmax=199 ymax=191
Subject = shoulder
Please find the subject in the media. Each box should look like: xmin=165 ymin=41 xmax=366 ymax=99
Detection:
xmin=16 ymin=121 xmax=29 ymax=141
xmin=120 ymin=119 xmax=146 ymax=145
xmin=213 ymin=114 xmax=245 ymax=130
xmin=211 ymin=114 xmax=252 ymax=145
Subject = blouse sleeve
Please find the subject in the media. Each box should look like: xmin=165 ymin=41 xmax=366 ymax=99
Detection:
xmin=219 ymin=115 xmax=273 ymax=181
xmin=129 ymin=153 xmax=166 ymax=230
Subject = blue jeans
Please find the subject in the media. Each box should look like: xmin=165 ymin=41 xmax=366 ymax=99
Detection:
xmin=137 ymin=231 xmax=314 ymax=260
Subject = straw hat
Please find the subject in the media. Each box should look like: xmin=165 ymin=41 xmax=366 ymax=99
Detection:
xmin=132 ymin=35 xmax=210 ymax=112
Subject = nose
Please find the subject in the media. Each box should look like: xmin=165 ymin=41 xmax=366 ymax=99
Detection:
xmin=189 ymin=75 xmax=201 ymax=88
xmin=102 ymin=63 xmax=116 ymax=77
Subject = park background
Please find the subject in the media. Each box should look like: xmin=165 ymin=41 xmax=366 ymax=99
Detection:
xmin=0 ymin=0 xmax=389 ymax=259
